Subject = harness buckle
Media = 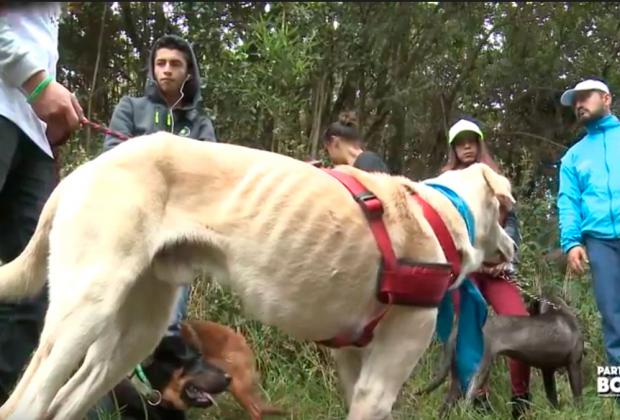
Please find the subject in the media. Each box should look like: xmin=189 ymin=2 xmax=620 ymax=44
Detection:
xmin=354 ymin=192 xmax=383 ymax=219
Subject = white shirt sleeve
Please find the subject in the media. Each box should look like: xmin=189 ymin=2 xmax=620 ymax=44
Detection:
xmin=0 ymin=16 xmax=45 ymax=89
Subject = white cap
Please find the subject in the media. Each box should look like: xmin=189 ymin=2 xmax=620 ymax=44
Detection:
xmin=448 ymin=119 xmax=484 ymax=144
xmin=560 ymin=79 xmax=611 ymax=106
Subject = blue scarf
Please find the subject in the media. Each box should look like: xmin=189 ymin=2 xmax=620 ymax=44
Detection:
xmin=425 ymin=183 xmax=488 ymax=393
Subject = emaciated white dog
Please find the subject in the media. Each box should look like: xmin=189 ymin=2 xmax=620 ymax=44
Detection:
xmin=0 ymin=132 xmax=515 ymax=419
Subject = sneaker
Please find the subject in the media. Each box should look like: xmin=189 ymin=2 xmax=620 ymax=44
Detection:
xmin=511 ymin=393 xmax=531 ymax=419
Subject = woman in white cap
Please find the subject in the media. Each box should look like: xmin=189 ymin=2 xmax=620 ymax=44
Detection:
xmin=441 ymin=116 xmax=532 ymax=418
xmin=442 ymin=117 xmax=500 ymax=172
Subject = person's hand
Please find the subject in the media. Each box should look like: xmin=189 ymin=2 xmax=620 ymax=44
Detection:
xmin=567 ymin=245 xmax=589 ymax=275
xmin=23 ymin=71 xmax=84 ymax=146
xmin=480 ymin=262 xmax=512 ymax=277
xmin=34 ymin=81 xmax=84 ymax=146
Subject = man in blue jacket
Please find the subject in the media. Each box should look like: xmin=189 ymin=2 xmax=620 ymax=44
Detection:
xmin=558 ymin=78 xmax=620 ymax=365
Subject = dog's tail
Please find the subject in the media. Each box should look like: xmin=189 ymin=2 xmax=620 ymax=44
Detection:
xmin=413 ymin=336 xmax=456 ymax=396
xmin=0 ymin=183 xmax=61 ymax=300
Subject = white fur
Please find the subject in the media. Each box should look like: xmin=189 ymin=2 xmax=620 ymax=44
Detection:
xmin=0 ymin=132 xmax=515 ymax=420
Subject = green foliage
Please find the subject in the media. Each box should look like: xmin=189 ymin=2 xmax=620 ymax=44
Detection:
xmin=56 ymin=3 xmax=620 ymax=419
xmin=60 ymin=2 xmax=620 ymax=185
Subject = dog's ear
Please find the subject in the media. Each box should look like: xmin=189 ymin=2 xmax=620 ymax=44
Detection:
xmin=180 ymin=321 xmax=203 ymax=353
xmin=478 ymin=163 xmax=516 ymax=211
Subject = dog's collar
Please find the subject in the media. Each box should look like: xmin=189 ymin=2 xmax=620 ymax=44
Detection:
xmin=134 ymin=364 xmax=153 ymax=388
xmin=424 ymin=183 xmax=475 ymax=245
xmin=131 ymin=363 xmax=162 ymax=406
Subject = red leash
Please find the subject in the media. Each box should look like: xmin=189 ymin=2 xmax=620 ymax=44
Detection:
xmin=80 ymin=117 xmax=131 ymax=141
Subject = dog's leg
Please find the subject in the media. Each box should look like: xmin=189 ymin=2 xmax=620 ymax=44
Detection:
xmin=1 ymin=264 xmax=164 ymax=420
xmin=345 ymin=306 xmax=437 ymax=420
xmin=440 ymin=365 xmax=462 ymax=418
xmin=1 ymin=309 xmax=112 ymax=419
xmin=225 ymin=363 xmax=286 ymax=420
xmin=45 ymin=276 xmax=178 ymax=420
xmin=49 ymin=333 xmax=172 ymax=420
xmin=332 ymin=347 xmax=363 ymax=405
xmin=0 ymin=283 xmax=134 ymax=420
xmin=541 ymin=368 xmax=559 ymax=408
xmin=0 ymin=337 xmax=53 ymax=417
xmin=0 ymin=266 xmax=92 ymax=416
xmin=465 ymin=344 xmax=493 ymax=403
xmin=229 ymin=381 xmax=262 ymax=420
xmin=567 ymin=359 xmax=583 ymax=406
xmin=45 ymin=334 xmax=151 ymax=420
xmin=45 ymin=337 xmax=119 ymax=420
xmin=1 ymin=277 xmax=118 ymax=417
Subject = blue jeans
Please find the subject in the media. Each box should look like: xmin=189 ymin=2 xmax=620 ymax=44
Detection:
xmin=585 ymin=236 xmax=620 ymax=365
xmin=165 ymin=285 xmax=191 ymax=337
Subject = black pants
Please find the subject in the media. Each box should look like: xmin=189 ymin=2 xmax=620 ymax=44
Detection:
xmin=0 ymin=116 xmax=56 ymax=403
xmin=0 ymin=117 xmax=119 ymax=417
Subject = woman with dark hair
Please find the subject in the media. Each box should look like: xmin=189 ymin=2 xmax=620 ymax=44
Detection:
xmin=322 ymin=111 xmax=389 ymax=173
xmin=444 ymin=117 xmax=531 ymax=418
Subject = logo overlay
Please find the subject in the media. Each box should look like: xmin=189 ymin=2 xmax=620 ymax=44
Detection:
xmin=597 ymin=366 xmax=620 ymax=397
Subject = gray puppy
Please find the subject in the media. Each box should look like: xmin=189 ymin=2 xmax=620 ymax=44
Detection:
xmin=415 ymin=296 xmax=585 ymax=418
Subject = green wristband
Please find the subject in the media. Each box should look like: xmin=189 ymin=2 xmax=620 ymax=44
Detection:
xmin=26 ymin=74 xmax=53 ymax=104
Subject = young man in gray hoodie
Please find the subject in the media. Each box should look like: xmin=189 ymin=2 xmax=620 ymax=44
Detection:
xmin=103 ymin=34 xmax=216 ymax=150
xmin=102 ymin=34 xmax=217 ymax=339
xmin=89 ymin=36 xmax=221 ymax=417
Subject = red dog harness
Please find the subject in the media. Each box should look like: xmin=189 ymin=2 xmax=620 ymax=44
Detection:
xmin=317 ymin=169 xmax=462 ymax=348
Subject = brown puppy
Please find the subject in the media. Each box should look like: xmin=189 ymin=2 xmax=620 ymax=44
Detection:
xmin=112 ymin=334 xmax=231 ymax=420
xmin=181 ymin=320 xmax=286 ymax=420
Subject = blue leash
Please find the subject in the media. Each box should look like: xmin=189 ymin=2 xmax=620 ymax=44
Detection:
xmin=426 ymin=183 xmax=488 ymax=393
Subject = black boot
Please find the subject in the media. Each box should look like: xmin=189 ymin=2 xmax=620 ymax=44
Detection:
xmin=511 ymin=393 xmax=531 ymax=419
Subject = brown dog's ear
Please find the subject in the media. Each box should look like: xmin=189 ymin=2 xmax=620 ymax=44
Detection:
xmin=478 ymin=163 xmax=516 ymax=211
xmin=180 ymin=321 xmax=203 ymax=353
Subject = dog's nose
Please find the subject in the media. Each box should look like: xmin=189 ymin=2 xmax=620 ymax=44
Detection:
xmin=224 ymin=373 xmax=232 ymax=385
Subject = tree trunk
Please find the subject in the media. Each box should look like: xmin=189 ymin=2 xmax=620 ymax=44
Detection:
xmin=387 ymin=103 xmax=405 ymax=175
xmin=309 ymin=73 xmax=329 ymax=159
xmin=85 ymin=2 xmax=108 ymax=152
xmin=262 ymin=113 xmax=274 ymax=151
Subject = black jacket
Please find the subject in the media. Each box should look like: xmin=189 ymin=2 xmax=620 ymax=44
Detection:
xmin=353 ymin=151 xmax=390 ymax=174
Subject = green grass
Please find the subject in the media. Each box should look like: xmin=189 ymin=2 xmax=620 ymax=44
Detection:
xmin=94 ymin=263 xmax=617 ymax=420
xmin=178 ymin=269 xmax=616 ymax=420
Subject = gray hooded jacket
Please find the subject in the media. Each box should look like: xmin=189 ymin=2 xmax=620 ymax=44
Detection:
xmin=102 ymin=35 xmax=216 ymax=151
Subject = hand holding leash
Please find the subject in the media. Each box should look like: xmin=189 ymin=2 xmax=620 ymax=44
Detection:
xmin=23 ymin=71 xmax=84 ymax=146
